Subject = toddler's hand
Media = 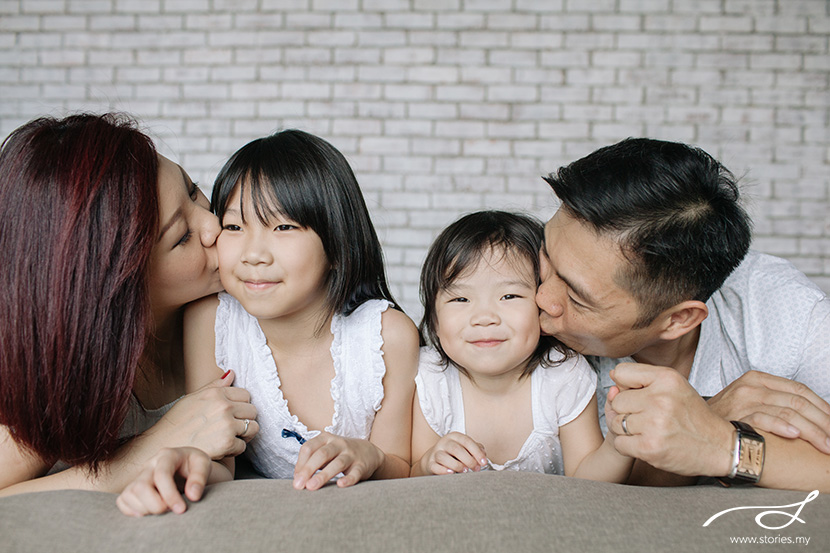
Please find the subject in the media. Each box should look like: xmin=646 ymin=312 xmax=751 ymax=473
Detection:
xmin=421 ymin=432 xmax=487 ymax=475
xmin=292 ymin=432 xmax=384 ymax=491
xmin=116 ymin=447 xmax=211 ymax=517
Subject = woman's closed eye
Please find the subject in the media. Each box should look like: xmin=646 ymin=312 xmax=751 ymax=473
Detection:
xmin=175 ymin=229 xmax=193 ymax=248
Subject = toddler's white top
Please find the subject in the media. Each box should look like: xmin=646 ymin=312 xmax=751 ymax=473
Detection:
xmin=415 ymin=346 xmax=596 ymax=475
xmin=215 ymin=292 xmax=390 ymax=479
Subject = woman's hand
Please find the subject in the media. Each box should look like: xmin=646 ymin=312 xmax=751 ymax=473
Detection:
xmin=116 ymin=447 xmax=212 ymax=517
xmin=152 ymin=370 xmax=259 ymax=459
xmin=418 ymin=432 xmax=488 ymax=476
xmin=292 ymin=432 xmax=385 ymax=491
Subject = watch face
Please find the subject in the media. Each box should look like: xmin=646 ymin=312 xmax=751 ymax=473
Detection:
xmin=739 ymin=436 xmax=765 ymax=477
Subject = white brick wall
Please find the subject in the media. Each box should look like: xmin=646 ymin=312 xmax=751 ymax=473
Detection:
xmin=2 ymin=0 xmax=829 ymax=319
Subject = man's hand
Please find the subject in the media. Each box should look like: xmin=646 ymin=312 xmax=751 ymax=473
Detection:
xmin=607 ymin=363 xmax=734 ymax=478
xmin=707 ymin=370 xmax=830 ymax=454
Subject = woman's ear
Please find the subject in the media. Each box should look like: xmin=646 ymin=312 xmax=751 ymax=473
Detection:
xmin=658 ymin=300 xmax=708 ymax=341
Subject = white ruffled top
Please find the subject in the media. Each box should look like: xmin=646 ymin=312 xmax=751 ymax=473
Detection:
xmin=415 ymin=346 xmax=596 ymax=475
xmin=214 ymin=292 xmax=389 ymax=479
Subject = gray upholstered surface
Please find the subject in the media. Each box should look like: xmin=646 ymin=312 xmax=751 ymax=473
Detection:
xmin=1 ymin=471 xmax=826 ymax=552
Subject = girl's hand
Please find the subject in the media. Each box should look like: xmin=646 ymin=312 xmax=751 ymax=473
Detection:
xmin=292 ymin=432 xmax=384 ymax=491
xmin=116 ymin=447 xmax=211 ymax=517
xmin=420 ymin=432 xmax=488 ymax=475
xmin=154 ymin=370 xmax=260 ymax=459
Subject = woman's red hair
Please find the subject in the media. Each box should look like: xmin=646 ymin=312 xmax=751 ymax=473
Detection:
xmin=0 ymin=113 xmax=159 ymax=471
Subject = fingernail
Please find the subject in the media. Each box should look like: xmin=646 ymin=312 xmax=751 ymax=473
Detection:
xmin=172 ymin=502 xmax=186 ymax=514
xmin=785 ymin=425 xmax=799 ymax=437
xmin=825 ymin=438 xmax=830 ymax=451
xmin=221 ymin=370 xmax=231 ymax=379
xmin=480 ymin=458 xmax=487 ymax=466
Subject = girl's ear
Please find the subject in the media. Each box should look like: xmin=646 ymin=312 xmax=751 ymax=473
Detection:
xmin=657 ymin=300 xmax=708 ymax=341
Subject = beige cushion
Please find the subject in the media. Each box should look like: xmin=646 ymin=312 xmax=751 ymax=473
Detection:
xmin=1 ymin=472 xmax=826 ymax=552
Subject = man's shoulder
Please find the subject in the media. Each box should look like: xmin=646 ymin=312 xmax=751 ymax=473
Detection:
xmin=720 ymin=250 xmax=825 ymax=300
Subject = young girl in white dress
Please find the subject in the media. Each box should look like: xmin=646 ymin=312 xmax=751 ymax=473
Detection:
xmin=124 ymin=130 xmax=419 ymax=507
xmin=411 ymin=211 xmax=632 ymax=481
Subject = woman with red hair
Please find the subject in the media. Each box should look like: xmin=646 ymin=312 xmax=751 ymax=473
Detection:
xmin=0 ymin=113 xmax=258 ymax=495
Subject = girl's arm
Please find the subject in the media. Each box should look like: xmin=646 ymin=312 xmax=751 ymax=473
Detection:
xmin=410 ymin=397 xmax=488 ymax=477
xmin=292 ymin=308 xmax=419 ymax=490
xmin=560 ymin=394 xmax=634 ymax=483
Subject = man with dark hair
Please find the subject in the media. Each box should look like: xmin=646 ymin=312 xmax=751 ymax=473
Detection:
xmin=537 ymin=138 xmax=830 ymax=491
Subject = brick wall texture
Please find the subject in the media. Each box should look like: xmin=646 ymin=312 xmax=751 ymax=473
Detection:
xmin=2 ymin=0 xmax=829 ymax=319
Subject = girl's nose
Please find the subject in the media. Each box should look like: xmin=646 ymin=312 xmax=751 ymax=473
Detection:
xmin=241 ymin=236 xmax=273 ymax=265
xmin=470 ymin=305 xmax=499 ymax=326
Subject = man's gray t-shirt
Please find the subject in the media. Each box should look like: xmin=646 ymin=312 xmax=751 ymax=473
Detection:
xmin=591 ymin=250 xmax=830 ymax=432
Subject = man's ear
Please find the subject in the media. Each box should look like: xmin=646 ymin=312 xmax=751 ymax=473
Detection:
xmin=658 ymin=300 xmax=708 ymax=341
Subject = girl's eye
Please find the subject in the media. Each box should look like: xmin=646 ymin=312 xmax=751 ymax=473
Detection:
xmin=275 ymin=224 xmax=296 ymax=231
xmin=223 ymin=224 xmax=241 ymax=232
xmin=175 ymin=229 xmax=192 ymax=248
xmin=448 ymin=297 xmax=468 ymax=303
xmin=501 ymin=294 xmax=521 ymax=300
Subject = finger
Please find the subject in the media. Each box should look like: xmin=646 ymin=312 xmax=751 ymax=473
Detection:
xmin=759 ymin=389 xmax=830 ymax=431
xmin=606 ymin=385 xmax=620 ymax=403
xmin=301 ymin=444 xmax=349 ymax=490
xmin=130 ymin=479 xmax=170 ymax=516
xmin=336 ymin=462 xmax=366 ymax=488
xmin=307 ymin=454 xmax=352 ymax=490
xmin=238 ymin=419 xmax=260 ymax=441
xmin=610 ymin=363 xmax=661 ymax=390
xmin=610 ymin=412 xmax=639 ymax=437
xmin=181 ymin=452 xmax=212 ymax=502
xmin=293 ymin=439 xmax=327 ymax=489
xmin=445 ymin=434 xmax=487 ymax=468
xmin=200 ymin=370 xmax=234 ymax=389
xmin=151 ymin=462 xmax=188 ymax=515
xmin=116 ymin=491 xmax=143 ymax=517
xmin=223 ymin=386 xmax=252 ymax=403
xmin=753 ymin=372 xmax=830 ymax=417
xmin=432 ymin=450 xmax=467 ymax=474
xmin=744 ymin=410 xmax=830 ymax=454
xmin=607 ymin=386 xmax=647 ymax=417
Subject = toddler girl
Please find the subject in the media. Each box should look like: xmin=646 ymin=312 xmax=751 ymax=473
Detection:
xmin=412 ymin=210 xmax=631 ymax=481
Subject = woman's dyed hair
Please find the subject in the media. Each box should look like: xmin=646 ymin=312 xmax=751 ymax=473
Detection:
xmin=419 ymin=210 xmax=572 ymax=378
xmin=211 ymin=129 xmax=398 ymax=323
xmin=0 ymin=113 xmax=159 ymax=471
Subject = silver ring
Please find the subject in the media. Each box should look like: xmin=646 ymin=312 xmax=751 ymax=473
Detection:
xmin=621 ymin=414 xmax=631 ymax=436
xmin=242 ymin=419 xmax=250 ymax=436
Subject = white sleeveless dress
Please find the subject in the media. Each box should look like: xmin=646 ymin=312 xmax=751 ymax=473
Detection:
xmin=416 ymin=346 xmax=596 ymax=475
xmin=214 ymin=292 xmax=390 ymax=479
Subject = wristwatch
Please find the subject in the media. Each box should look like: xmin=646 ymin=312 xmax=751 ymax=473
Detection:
xmin=723 ymin=420 xmax=765 ymax=484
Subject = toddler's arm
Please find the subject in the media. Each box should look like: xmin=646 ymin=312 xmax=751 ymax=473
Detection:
xmin=560 ymin=392 xmax=634 ymax=483
xmin=292 ymin=307 xmax=419 ymax=490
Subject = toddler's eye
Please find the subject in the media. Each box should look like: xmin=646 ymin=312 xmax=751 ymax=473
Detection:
xmin=448 ymin=297 xmax=469 ymax=303
xmin=501 ymin=294 xmax=521 ymax=300
xmin=223 ymin=224 xmax=241 ymax=232
xmin=275 ymin=224 xmax=296 ymax=231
